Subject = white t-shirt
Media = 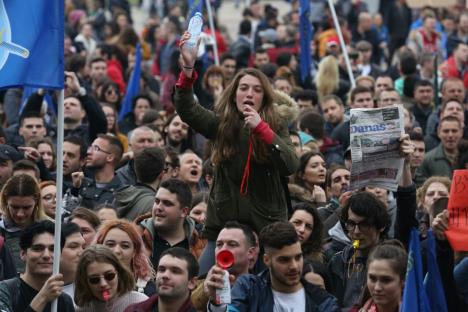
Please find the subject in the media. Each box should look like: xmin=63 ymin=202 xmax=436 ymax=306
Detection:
xmin=272 ymin=288 xmax=306 ymax=312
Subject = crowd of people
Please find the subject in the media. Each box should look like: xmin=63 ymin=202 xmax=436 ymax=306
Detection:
xmin=0 ymin=0 xmax=467 ymax=311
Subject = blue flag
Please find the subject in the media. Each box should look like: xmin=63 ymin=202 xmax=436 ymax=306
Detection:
xmin=424 ymin=229 xmax=448 ymax=312
xmin=299 ymin=0 xmax=312 ymax=83
xmin=119 ymin=44 xmax=142 ymax=122
xmin=0 ymin=1 xmax=64 ymax=89
xmin=188 ymin=0 xmax=203 ymax=19
xmin=402 ymin=228 xmax=431 ymax=312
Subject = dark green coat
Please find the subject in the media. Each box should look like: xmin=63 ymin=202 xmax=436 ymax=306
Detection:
xmin=174 ymin=87 xmax=299 ymax=240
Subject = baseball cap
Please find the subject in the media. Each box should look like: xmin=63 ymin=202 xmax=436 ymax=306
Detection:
xmin=0 ymin=145 xmax=23 ymax=162
xmin=327 ymin=36 xmax=339 ymax=47
xmin=299 ymin=131 xmax=315 ymax=145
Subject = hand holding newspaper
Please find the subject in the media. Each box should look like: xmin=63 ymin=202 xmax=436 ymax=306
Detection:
xmin=349 ymin=105 xmax=405 ymax=192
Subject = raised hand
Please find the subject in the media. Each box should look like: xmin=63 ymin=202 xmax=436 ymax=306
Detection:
xmin=179 ymin=31 xmax=200 ymax=75
xmin=243 ymin=105 xmax=262 ymax=129
xmin=399 ymin=133 xmax=414 ymax=163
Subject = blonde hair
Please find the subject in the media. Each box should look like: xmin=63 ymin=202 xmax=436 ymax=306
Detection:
xmin=315 ymin=56 xmax=339 ymax=99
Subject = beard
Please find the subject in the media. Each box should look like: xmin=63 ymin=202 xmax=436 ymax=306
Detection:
xmin=85 ymin=161 xmax=105 ymax=170
xmin=64 ymin=116 xmax=79 ymax=124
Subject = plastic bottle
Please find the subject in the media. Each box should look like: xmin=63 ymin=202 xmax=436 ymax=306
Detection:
xmin=186 ymin=12 xmax=203 ymax=50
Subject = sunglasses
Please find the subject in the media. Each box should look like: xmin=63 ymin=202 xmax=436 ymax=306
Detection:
xmin=88 ymin=271 xmax=116 ymax=285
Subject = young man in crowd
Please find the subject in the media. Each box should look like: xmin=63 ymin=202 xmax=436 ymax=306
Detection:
xmin=124 ymin=247 xmax=199 ymax=312
xmin=425 ymin=98 xmax=466 ymax=151
xmin=0 ymin=221 xmax=75 ymax=311
xmin=412 ymin=79 xmax=435 ymax=134
xmin=332 ymin=86 xmax=374 ymax=149
xmin=409 ymin=131 xmax=426 ymax=186
xmin=320 ymin=95 xmax=345 ymax=136
xmin=137 ymin=179 xmax=205 ymax=268
xmin=115 ymin=147 xmax=166 ymax=220
xmin=62 ymin=136 xmax=87 ymax=193
xmin=207 ymin=221 xmax=340 ymax=311
xmin=418 ymin=115 xmax=463 ymax=180
xmin=60 ymin=222 xmax=86 ymax=302
xmin=71 ymin=134 xmax=123 ymax=209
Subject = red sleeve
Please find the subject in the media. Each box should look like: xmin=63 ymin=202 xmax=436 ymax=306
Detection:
xmin=252 ymin=120 xmax=275 ymax=145
xmin=175 ymin=70 xmax=198 ymax=89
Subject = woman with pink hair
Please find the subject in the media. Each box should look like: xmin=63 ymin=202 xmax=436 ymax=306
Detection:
xmin=94 ymin=219 xmax=156 ymax=295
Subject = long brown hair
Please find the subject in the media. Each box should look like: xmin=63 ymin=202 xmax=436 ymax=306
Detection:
xmin=0 ymin=174 xmax=48 ymax=227
xmin=212 ymin=68 xmax=279 ymax=164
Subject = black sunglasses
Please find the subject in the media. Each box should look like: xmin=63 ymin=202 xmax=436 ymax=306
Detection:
xmin=88 ymin=271 xmax=116 ymax=285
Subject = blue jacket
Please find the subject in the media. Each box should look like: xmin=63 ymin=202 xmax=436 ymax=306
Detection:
xmin=228 ymin=270 xmax=340 ymax=312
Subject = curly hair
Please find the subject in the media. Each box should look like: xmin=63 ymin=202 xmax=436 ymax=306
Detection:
xmin=94 ymin=219 xmax=155 ymax=281
xmin=417 ymin=176 xmax=451 ymax=211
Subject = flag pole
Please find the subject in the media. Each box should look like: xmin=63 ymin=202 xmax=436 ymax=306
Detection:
xmin=205 ymin=0 xmax=219 ymax=65
xmin=51 ymin=89 xmax=65 ymax=312
xmin=327 ymin=0 xmax=355 ymax=88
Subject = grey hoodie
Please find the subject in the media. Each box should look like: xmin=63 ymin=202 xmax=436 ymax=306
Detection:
xmin=114 ymin=184 xmax=155 ymax=221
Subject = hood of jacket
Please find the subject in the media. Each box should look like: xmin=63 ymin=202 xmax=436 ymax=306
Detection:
xmin=273 ymin=90 xmax=299 ymax=124
xmin=288 ymin=183 xmax=315 ymax=204
xmin=139 ymin=215 xmax=198 ymax=244
xmin=114 ymin=184 xmax=155 ymax=218
xmin=328 ymin=221 xmax=351 ymax=245
xmin=0 ymin=218 xmax=22 ymax=233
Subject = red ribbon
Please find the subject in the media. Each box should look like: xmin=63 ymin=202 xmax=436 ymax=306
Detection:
xmin=240 ymin=137 xmax=253 ymax=196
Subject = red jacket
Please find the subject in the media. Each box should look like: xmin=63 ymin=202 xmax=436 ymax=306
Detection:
xmin=107 ymin=59 xmax=126 ymax=93
xmin=441 ymin=56 xmax=468 ymax=89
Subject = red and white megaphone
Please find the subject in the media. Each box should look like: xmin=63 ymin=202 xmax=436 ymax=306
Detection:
xmin=215 ymin=250 xmax=234 ymax=304
xmin=216 ymin=250 xmax=234 ymax=269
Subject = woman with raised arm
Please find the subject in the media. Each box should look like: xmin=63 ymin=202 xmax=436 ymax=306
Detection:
xmin=175 ymin=32 xmax=299 ymax=273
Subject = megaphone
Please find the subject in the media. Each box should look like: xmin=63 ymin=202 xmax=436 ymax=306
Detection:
xmin=215 ymin=250 xmax=234 ymax=304
xmin=216 ymin=250 xmax=234 ymax=269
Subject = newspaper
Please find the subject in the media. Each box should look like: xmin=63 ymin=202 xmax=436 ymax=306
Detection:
xmin=349 ymin=105 xmax=405 ymax=192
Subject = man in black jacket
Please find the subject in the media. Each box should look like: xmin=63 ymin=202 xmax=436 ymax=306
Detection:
xmin=0 ymin=221 xmax=75 ymax=312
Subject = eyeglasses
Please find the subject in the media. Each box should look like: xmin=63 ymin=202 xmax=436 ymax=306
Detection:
xmin=88 ymin=145 xmax=111 ymax=154
xmin=88 ymin=271 xmax=117 ymax=285
xmin=106 ymin=89 xmax=118 ymax=96
xmin=344 ymin=220 xmax=372 ymax=232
